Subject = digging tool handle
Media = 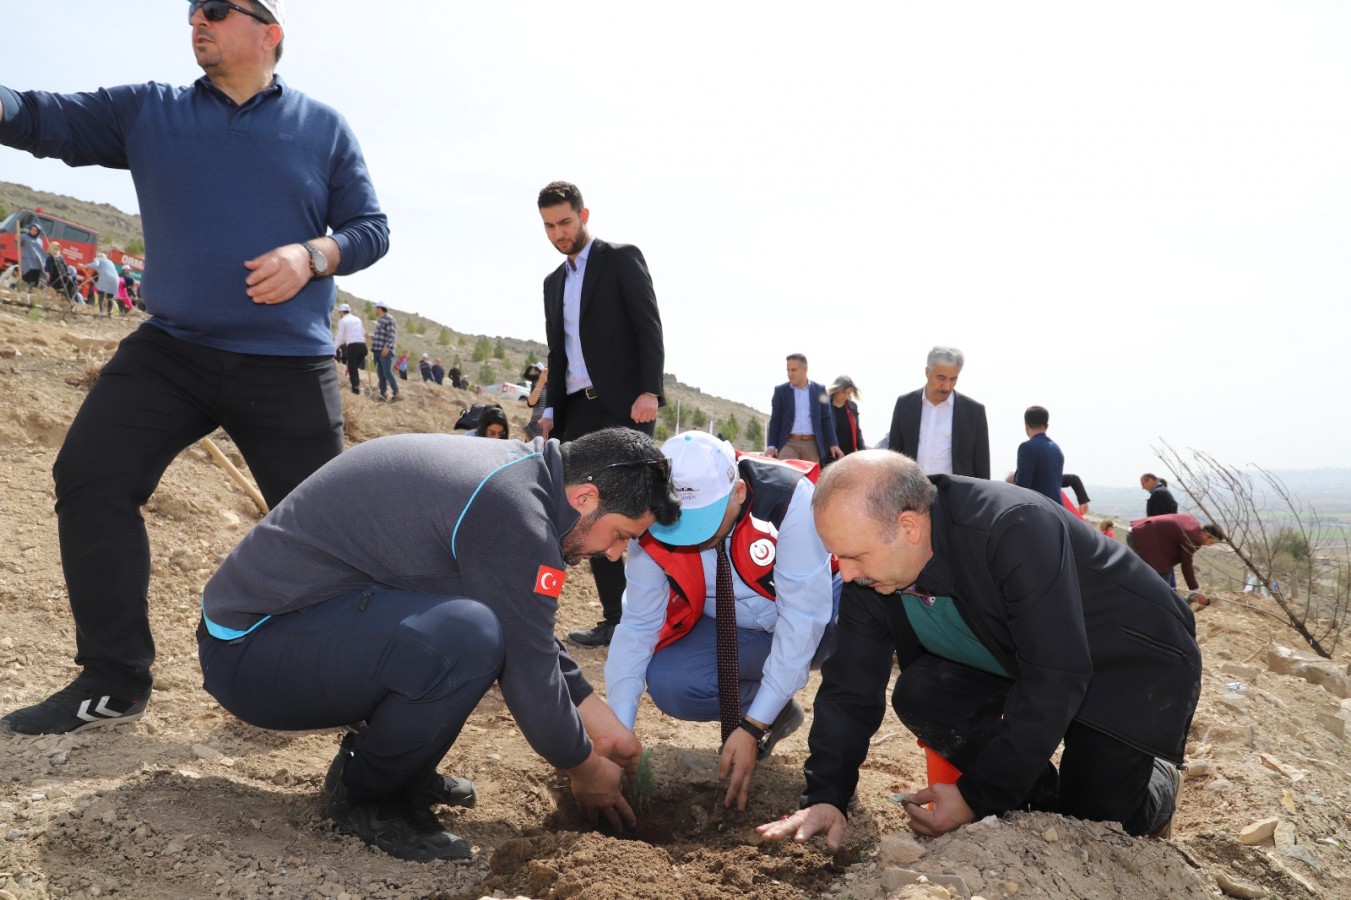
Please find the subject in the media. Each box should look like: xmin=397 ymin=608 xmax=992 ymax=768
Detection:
xmin=199 ymin=437 xmax=269 ymax=516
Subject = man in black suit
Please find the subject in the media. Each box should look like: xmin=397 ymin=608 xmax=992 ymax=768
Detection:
xmin=887 ymin=346 xmax=990 ymax=479
xmin=538 ymin=181 xmax=666 ymax=647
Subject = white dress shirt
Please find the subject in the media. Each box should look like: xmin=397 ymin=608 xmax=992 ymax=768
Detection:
xmin=605 ymin=477 xmax=835 ymax=729
xmin=334 ymin=314 xmax=366 ymax=346
xmin=544 ymin=237 xmax=595 ymax=421
xmin=916 ymin=390 xmax=956 ymax=475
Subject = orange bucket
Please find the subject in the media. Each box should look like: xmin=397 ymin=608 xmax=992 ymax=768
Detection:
xmin=918 ymin=740 xmax=962 ymax=785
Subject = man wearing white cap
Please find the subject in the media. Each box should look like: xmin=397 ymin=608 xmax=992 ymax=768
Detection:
xmin=0 ymin=0 xmax=389 ymax=736
xmin=605 ymin=432 xmax=841 ymax=811
xmin=334 ymin=303 xmax=368 ymax=395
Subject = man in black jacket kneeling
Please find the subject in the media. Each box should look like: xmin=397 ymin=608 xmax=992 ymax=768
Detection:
xmin=759 ymin=450 xmax=1199 ymax=848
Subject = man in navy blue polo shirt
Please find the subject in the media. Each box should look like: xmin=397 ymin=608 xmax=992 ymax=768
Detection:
xmin=0 ymin=0 xmax=390 ymax=736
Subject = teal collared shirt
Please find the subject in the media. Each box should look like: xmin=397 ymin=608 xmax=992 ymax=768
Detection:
xmin=900 ymin=592 xmax=1009 ymax=678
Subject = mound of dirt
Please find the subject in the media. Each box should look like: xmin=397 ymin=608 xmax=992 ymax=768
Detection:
xmin=1 ymin=299 xmax=1349 ymax=899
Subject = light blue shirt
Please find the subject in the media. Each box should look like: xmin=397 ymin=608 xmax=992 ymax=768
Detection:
xmin=90 ymin=256 xmax=120 ymax=294
xmin=790 ymin=383 xmax=814 ymax=435
xmin=606 ymin=477 xmax=836 ymax=728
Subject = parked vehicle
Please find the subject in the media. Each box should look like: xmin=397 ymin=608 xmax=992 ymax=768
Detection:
xmin=0 ymin=208 xmax=145 ymax=282
xmin=481 ymin=381 xmax=532 ymax=403
xmin=0 ymin=208 xmax=99 ymax=269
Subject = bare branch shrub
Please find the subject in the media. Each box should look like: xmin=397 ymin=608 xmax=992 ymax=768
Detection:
xmin=1155 ymin=441 xmax=1349 ymax=659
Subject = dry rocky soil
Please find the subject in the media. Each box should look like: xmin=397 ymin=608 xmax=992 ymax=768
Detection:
xmin=0 ymin=298 xmax=1349 ymax=899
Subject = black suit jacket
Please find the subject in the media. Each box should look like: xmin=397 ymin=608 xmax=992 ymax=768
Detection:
xmin=887 ymin=388 xmax=990 ymax=479
xmin=543 ymin=239 xmax=665 ymax=436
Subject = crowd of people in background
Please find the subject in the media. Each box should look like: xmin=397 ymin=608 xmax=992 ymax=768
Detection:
xmin=10 ymin=220 xmax=141 ymax=314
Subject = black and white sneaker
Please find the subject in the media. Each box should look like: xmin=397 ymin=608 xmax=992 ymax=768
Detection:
xmin=327 ymin=779 xmax=472 ymax=863
xmin=0 ymin=680 xmax=150 ymax=736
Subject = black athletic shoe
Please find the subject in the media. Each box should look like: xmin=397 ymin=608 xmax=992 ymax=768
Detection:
xmin=325 ymin=732 xmax=477 ymax=809
xmin=758 ymin=699 xmax=806 ymax=761
xmin=0 ymin=679 xmax=150 ymax=736
xmin=327 ymin=781 xmax=472 ymax=863
xmin=567 ymin=621 xmax=616 ymax=648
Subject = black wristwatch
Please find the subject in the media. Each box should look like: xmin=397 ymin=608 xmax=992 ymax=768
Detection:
xmin=302 ymin=241 xmax=329 ymax=277
xmin=737 ymin=717 xmax=771 ymax=752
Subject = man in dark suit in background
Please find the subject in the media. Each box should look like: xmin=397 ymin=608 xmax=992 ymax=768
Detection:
xmin=1013 ymin=405 xmax=1064 ymax=503
xmin=888 ymin=346 xmax=990 ymax=479
xmin=765 ymin=353 xmax=842 ymax=464
xmin=538 ymin=181 xmax=665 ymax=648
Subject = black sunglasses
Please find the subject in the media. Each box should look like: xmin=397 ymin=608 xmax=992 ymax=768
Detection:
xmin=188 ymin=1 xmax=271 ymax=25
xmin=584 ymin=458 xmax=672 ymax=484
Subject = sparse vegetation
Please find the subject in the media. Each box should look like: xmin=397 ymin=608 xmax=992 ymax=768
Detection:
xmin=1158 ymin=441 xmax=1350 ymax=658
xmin=744 ymin=417 xmax=763 ymax=448
xmin=472 ymin=336 xmax=491 ymax=362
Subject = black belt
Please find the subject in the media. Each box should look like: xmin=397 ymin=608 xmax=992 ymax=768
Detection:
xmin=569 ymin=387 xmax=600 ymax=401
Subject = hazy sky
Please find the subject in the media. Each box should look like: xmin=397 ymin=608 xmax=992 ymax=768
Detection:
xmin=4 ymin=1 xmax=1348 ymax=486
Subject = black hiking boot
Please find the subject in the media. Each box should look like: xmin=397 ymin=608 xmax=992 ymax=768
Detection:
xmin=324 ymin=732 xmax=477 ymax=809
xmin=326 ymin=779 xmax=472 ymax=862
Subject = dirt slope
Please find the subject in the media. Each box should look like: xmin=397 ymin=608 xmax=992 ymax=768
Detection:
xmin=0 ymin=299 xmax=1348 ymax=900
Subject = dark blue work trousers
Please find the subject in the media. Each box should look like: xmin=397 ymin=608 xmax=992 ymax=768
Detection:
xmin=200 ymin=589 xmax=505 ymax=803
xmin=53 ymin=322 xmax=344 ymax=696
xmin=893 ymin=653 xmax=1175 ymax=836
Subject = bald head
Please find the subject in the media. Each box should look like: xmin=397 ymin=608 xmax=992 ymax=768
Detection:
xmin=814 ymin=450 xmax=936 ymax=540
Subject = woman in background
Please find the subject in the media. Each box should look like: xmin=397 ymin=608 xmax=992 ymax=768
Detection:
xmin=827 ymin=375 xmax=865 ymax=462
xmin=474 ymin=405 xmax=510 ymax=440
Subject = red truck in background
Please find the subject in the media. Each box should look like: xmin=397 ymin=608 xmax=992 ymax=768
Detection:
xmin=0 ymin=207 xmax=144 ymax=280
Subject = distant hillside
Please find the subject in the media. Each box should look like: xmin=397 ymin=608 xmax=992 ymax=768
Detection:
xmin=0 ymin=180 xmax=144 ymax=250
xmin=1 ymin=180 xmax=769 ymax=450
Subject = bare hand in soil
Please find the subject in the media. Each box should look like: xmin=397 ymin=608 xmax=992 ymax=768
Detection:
xmin=718 ymin=728 xmax=759 ymax=810
xmin=903 ymin=782 xmax=976 ymax=837
xmin=755 ymin=803 xmax=848 ymax=850
xmin=567 ymin=752 xmax=637 ymax=830
xmin=578 ymin=694 xmax=643 ymax=777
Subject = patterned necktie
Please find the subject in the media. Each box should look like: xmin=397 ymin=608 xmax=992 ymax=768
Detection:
xmin=715 ymin=542 xmax=741 ymax=744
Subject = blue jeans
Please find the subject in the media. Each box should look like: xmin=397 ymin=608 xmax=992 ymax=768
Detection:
xmin=54 ymin=323 xmax=343 ymax=696
xmin=375 ymin=350 xmax=399 ymax=397
xmin=645 ymin=579 xmax=841 ymax=722
xmin=200 ymin=588 xmax=504 ymax=802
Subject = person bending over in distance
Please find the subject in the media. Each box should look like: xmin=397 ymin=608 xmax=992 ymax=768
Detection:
xmin=1127 ymin=514 xmax=1225 ymax=606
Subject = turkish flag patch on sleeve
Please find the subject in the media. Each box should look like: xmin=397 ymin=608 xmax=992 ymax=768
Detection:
xmin=534 ymin=565 xmax=566 ymax=598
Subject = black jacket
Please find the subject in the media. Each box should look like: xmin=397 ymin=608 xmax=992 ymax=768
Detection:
xmin=803 ymin=476 xmax=1201 ymax=818
xmin=1146 ymin=483 xmax=1179 ymax=517
xmin=543 ymin=239 xmax=665 ymax=436
xmin=888 ymin=389 xmax=990 ymax=479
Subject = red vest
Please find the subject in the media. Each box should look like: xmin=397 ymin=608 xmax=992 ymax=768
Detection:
xmin=642 ymin=454 xmax=819 ymax=650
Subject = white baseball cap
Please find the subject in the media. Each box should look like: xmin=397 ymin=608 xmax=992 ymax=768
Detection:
xmin=255 ymin=0 xmax=286 ymax=26
xmin=337 ymin=303 xmax=350 ymax=312
xmin=647 ymin=431 xmax=738 ymax=546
